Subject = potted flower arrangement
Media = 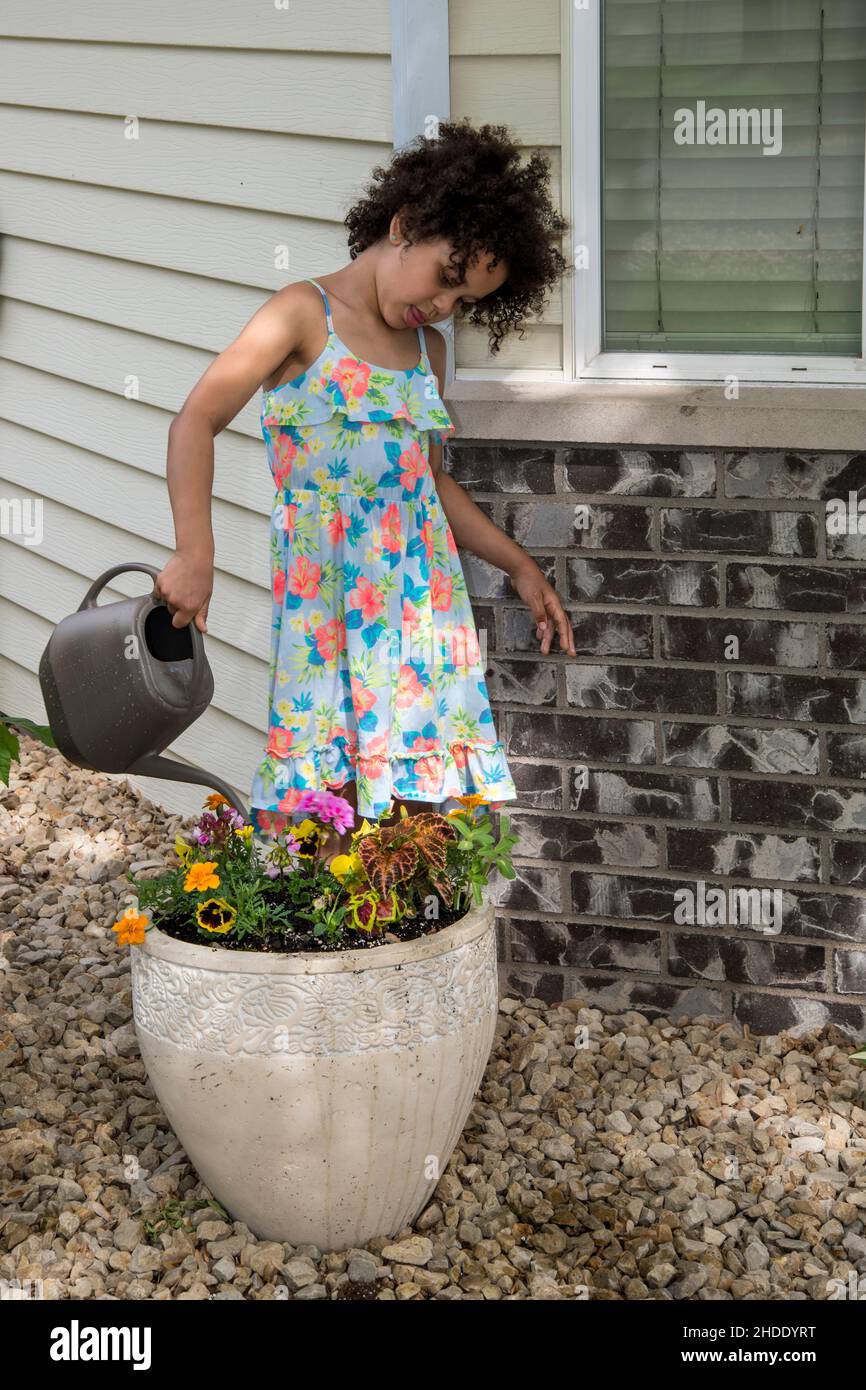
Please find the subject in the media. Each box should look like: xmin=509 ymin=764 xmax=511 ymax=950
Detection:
xmin=116 ymin=789 xmax=517 ymax=1252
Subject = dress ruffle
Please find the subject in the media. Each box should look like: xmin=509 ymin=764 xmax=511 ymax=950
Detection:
xmin=250 ymin=735 xmax=516 ymax=828
xmin=262 ymin=358 xmax=455 ymax=444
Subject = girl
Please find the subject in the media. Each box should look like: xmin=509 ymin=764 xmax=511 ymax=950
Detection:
xmin=155 ymin=119 xmax=576 ymax=865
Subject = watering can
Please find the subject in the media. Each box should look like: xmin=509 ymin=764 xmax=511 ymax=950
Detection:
xmin=38 ymin=562 xmax=248 ymax=818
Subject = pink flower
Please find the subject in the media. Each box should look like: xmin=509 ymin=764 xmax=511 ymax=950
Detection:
xmin=350 ymin=675 xmax=377 ymax=717
xmin=430 ymin=568 xmax=452 ymax=611
xmin=332 ymin=357 xmax=371 ymax=401
xmin=396 ymin=665 xmax=424 ymax=709
xmin=398 ymin=441 xmax=426 ymax=492
xmin=287 ymin=555 xmax=321 ymax=599
xmin=273 ymin=570 xmax=286 ymax=603
xmin=326 ymin=510 xmax=348 ymax=545
xmin=294 ymin=789 xmax=355 ymax=833
xmin=349 ymin=576 xmax=384 ymax=622
xmin=315 ymin=617 xmax=346 ymax=662
xmin=381 ymin=504 xmax=402 ymax=553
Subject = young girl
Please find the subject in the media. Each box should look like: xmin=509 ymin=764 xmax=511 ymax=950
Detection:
xmin=155 ymin=119 xmax=576 ymax=864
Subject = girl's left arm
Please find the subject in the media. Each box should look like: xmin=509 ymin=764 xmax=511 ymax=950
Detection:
xmin=429 ymin=439 xmax=576 ymax=658
xmin=424 ymin=326 xmax=575 ymax=658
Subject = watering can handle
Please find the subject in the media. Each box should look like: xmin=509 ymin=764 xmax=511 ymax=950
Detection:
xmin=79 ymin=563 xmax=163 ymax=611
xmin=78 ymin=564 xmax=206 ymax=651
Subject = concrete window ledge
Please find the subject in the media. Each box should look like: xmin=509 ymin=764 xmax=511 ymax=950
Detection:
xmin=444 ymin=379 xmax=866 ymax=452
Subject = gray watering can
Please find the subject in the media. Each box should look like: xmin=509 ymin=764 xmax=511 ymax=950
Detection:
xmin=38 ymin=562 xmax=248 ymax=818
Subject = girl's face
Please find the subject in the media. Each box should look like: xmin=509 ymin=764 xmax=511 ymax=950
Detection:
xmin=383 ymin=223 xmax=509 ymax=331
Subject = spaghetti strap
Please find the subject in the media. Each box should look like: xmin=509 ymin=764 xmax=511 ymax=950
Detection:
xmin=306 ymin=277 xmax=333 ymax=332
xmin=416 ymin=322 xmax=428 ymax=359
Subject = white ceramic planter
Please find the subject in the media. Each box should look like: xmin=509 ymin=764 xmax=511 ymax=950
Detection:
xmin=130 ymin=899 xmax=497 ymax=1252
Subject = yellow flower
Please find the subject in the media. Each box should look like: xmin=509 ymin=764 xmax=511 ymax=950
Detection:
xmin=112 ymin=906 xmax=150 ymax=947
xmin=195 ymin=898 xmax=237 ymax=934
xmin=291 ymin=818 xmax=325 ymax=858
xmin=174 ymin=835 xmax=194 ymax=867
xmin=184 ymin=861 xmax=220 ymax=893
xmin=328 ymin=851 xmax=363 ymax=883
xmin=456 ymin=794 xmax=487 ymax=809
xmin=351 ymin=818 xmax=377 ymax=842
xmin=233 ymin=824 xmax=254 ymax=841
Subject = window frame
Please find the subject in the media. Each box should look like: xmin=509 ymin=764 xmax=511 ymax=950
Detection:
xmin=568 ymin=0 xmax=866 ymax=387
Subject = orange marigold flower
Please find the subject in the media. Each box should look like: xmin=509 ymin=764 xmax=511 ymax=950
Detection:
xmin=112 ymin=906 xmax=150 ymax=946
xmin=205 ymin=794 xmax=230 ymax=810
xmin=184 ymin=861 xmax=220 ymax=893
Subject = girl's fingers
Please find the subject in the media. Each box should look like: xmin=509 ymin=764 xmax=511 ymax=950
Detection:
xmin=544 ymin=590 xmax=576 ymax=656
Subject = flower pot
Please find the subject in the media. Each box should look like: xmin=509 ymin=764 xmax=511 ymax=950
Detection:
xmin=130 ymin=899 xmax=497 ymax=1251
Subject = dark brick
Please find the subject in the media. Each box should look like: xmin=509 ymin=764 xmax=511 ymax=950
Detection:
xmin=827 ymin=624 xmax=866 ymax=672
xmin=662 ymin=723 xmax=819 ymax=775
xmin=727 ymin=672 xmax=866 ymax=723
xmin=667 ymin=827 xmax=820 ymax=883
xmin=507 ymin=811 xmax=658 ymax=866
xmin=829 ymin=840 xmax=866 ymax=886
xmin=510 ymin=919 xmax=661 ymax=970
xmin=501 ymin=969 xmax=565 ymax=1005
xmin=447 ymin=443 xmax=556 ymax=493
xmin=569 ymin=767 xmax=721 ymax=821
xmin=566 ymin=663 xmax=717 ymax=715
xmin=834 ymin=950 xmax=866 ymax=994
xmin=733 ymin=990 xmax=866 ymax=1039
xmin=563 ymin=448 xmax=716 ymax=498
xmin=669 ymin=934 xmax=826 ymax=990
xmin=483 ymin=658 xmax=557 ymax=705
xmin=730 ymin=778 xmax=866 ymax=834
xmin=489 ymin=864 xmax=562 ymax=913
xmin=508 ymin=711 xmax=656 ymax=763
xmin=564 ymin=973 xmax=729 ymax=1021
xmin=508 ymin=761 xmax=562 ymax=808
xmin=502 ymin=501 xmax=653 ymax=550
xmin=568 ymin=556 xmax=719 ymax=606
xmin=727 ymin=563 xmax=866 ymax=614
xmin=662 ymin=617 xmax=819 ymax=668
xmin=724 ymin=451 xmax=866 ymax=502
xmin=661 ymin=508 xmax=817 ymax=557
xmin=827 ymin=732 xmax=866 ymax=780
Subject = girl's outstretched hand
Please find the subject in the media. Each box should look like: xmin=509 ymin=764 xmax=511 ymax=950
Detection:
xmin=153 ymin=548 xmax=214 ymax=633
xmin=509 ymin=557 xmax=576 ymax=656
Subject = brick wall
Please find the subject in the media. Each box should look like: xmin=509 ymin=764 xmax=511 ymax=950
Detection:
xmin=448 ymin=441 xmax=866 ymax=1039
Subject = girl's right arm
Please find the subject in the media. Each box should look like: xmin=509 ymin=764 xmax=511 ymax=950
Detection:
xmin=154 ymin=283 xmax=311 ymax=631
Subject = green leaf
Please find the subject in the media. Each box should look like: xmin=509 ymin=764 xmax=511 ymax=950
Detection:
xmin=3 ymin=715 xmax=55 ymax=747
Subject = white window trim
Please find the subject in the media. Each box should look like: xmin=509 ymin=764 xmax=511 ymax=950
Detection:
xmin=567 ymin=0 xmax=866 ymax=388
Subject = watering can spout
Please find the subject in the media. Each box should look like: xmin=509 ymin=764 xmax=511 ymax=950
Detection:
xmin=128 ymin=754 xmax=247 ymax=818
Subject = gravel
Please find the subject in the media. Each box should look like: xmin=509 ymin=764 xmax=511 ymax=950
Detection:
xmin=2 ymin=737 xmax=866 ymax=1301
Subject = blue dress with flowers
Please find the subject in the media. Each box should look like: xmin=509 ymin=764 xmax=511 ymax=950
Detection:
xmin=249 ymin=277 xmax=517 ymax=833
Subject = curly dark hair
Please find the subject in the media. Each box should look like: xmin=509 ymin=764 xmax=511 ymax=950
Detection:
xmin=343 ymin=118 xmax=571 ymax=356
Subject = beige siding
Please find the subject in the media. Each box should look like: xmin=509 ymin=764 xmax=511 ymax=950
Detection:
xmin=0 ymin=0 xmax=393 ymax=817
xmin=449 ymin=0 xmax=565 ymax=374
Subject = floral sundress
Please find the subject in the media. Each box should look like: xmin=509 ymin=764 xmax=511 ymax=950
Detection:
xmin=249 ymin=277 xmax=518 ymax=832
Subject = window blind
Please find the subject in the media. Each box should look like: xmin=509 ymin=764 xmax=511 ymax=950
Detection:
xmin=602 ymin=0 xmax=866 ymax=354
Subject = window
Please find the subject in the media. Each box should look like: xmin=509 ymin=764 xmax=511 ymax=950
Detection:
xmin=571 ymin=0 xmax=866 ymax=384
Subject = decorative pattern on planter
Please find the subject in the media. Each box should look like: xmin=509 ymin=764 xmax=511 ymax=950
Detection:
xmin=131 ymin=929 xmax=497 ymax=1056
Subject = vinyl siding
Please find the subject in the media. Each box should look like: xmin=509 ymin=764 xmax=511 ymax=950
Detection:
xmin=449 ymin=0 xmax=565 ymax=373
xmin=0 ymin=0 xmax=393 ymax=817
